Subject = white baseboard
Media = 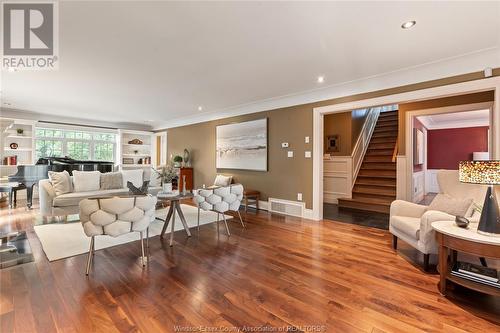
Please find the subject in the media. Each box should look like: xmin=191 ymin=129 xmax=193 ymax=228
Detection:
xmin=243 ymin=198 xmax=314 ymax=220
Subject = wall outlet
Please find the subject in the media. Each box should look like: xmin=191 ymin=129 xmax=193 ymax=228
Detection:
xmin=305 ymin=136 xmax=310 ymax=143
xmin=305 ymin=151 xmax=312 ymax=158
xmin=297 ymin=193 xmax=302 ymax=201
xmin=287 ymin=151 xmax=294 ymax=158
xmin=281 ymin=142 xmax=289 ymax=148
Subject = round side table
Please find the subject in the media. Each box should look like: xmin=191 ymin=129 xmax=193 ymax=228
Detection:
xmin=432 ymin=220 xmax=500 ymax=297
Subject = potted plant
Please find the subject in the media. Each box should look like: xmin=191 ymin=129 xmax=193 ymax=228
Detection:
xmin=153 ymin=164 xmax=178 ymax=193
xmin=173 ymin=155 xmax=183 ymax=167
xmin=16 ymin=128 xmax=24 ymax=136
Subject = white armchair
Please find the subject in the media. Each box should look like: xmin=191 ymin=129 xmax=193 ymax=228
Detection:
xmin=194 ymin=184 xmax=245 ymax=236
xmin=79 ymin=195 xmax=157 ymax=275
xmin=390 ymin=170 xmax=486 ymax=271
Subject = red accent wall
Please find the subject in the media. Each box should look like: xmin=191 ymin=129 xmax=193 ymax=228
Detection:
xmin=427 ymin=126 xmax=489 ymax=170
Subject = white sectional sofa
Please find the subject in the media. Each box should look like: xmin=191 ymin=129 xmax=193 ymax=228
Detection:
xmin=39 ymin=168 xmax=161 ymax=218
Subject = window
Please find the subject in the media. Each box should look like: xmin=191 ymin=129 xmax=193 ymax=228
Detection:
xmin=35 ymin=127 xmax=116 ymax=161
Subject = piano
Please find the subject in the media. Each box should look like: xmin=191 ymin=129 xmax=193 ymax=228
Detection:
xmin=8 ymin=157 xmax=114 ymax=209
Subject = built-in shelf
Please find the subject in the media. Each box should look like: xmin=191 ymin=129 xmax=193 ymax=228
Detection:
xmin=120 ymin=164 xmax=153 ymax=168
xmin=122 ymin=154 xmax=150 ymax=157
xmin=5 ymin=135 xmax=32 ymax=139
xmin=4 ymin=148 xmax=33 ymax=152
xmin=122 ymin=143 xmax=151 ymax=147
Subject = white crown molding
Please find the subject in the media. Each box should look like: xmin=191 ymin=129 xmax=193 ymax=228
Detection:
xmin=0 ymin=107 xmax=152 ymax=131
xmin=424 ymin=119 xmax=490 ymax=130
xmin=154 ymin=47 xmax=500 ymax=130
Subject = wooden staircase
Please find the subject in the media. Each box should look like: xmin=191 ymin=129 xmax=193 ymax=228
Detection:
xmin=338 ymin=110 xmax=398 ymax=214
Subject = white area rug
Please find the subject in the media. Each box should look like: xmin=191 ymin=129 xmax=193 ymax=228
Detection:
xmin=34 ymin=205 xmax=225 ymax=261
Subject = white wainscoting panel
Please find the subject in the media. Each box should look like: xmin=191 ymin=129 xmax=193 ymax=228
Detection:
xmin=412 ymin=170 xmax=425 ymax=203
xmin=396 ymin=156 xmax=408 ymax=200
xmin=425 ymin=169 xmax=441 ymax=193
xmin=323 ymin=158 xmax=352 ymax=204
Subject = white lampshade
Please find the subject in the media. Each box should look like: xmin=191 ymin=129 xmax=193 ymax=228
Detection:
xmin=473 ymin=152 xmax=489 ymax=161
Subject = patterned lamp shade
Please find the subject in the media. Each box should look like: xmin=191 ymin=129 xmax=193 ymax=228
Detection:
xmin=459 ymin=160 xmax=500 ymax=185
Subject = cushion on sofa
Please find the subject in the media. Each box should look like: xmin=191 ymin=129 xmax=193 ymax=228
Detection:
xmin=390 ymin=216 xmax=421 ymax=239
xmin=48 ymin=170 xmax=72 ymax=195
xmin=53 ymin=188 xmax=130 ymax=207
xmin=100 ymin=172 xmax=123 ymax=190
xmin=428 ymin=193 xmax=473 ymax=217
xmin=72 ymin=171 xmax=101 ymax=192
xmin=122 ymin=169 xmax=144 ymax=188
xmin=214 ymin=174 xmax=232 ymax=187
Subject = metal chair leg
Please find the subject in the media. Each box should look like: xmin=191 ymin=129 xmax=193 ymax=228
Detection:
xmin=216 ymin=213 xmax=220 ymax=235
xmin=140 ymin=231 xmax=146 ymax=267
xmin=197 ymin=207 xmax=200 ymax=231
xmin=146 ymin=227 xmax=150 ymax=258
xmin=85 ymin=236 xmax=94 ymax=276
xmin=237 ymin=210 xmax=245 ymax=228
xmin=222 ymin=214 xmax=231 ymax=236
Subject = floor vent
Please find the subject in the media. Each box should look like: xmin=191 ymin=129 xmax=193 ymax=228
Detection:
xmin=268 ymin=198 xmax=304 ymax=217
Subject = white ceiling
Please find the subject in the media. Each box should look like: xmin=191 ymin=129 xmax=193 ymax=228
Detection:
xmin=1 ymin=1 xmax=499 ymax=130
xmin=417 ymin=109 xmax=490 ymax=130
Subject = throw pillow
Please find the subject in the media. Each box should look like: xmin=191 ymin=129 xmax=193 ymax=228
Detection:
xmin=121 ymin=169 xmax=144 ymax=188
xmin=214 ymin=174 xmax=232 ymax=187
xmin=100 ymin=172 xmax=123 ymax=190
xmin=127 ymin=180 xmax=150 ymax=195
xmin=48 ymin=170 xmax=72 ymax=195
xmin=428 ymin=193 xmax=473 ymax=217
xmin=72 ymin=171 xmax=101 ymax=192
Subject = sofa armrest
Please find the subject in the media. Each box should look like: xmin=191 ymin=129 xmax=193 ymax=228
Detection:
xmin=39 ymin=179 xmax=56 ymax=216
xmin=419 ymin=210 xmax=455 ymax=248
xmin=390 ymin=200 xmax=427 ymax=218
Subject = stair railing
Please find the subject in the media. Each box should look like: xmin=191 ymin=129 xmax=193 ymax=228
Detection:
xmin=392 ymin=134 xmax=399 ymax=162
xmin=351 ymin=106 xmax=381 ymax=188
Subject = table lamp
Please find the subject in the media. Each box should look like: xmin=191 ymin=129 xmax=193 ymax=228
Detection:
xmin=459 ymin=160 xmax=500 ymax=236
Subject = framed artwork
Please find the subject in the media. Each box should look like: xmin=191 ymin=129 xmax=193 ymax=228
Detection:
xmin=326 ymin=135 xmax=340 ymax=153
xmin=414 ymin=128 xmax=424 ymax=165
xmin=216 ymin=118 xmax=268 ymax=171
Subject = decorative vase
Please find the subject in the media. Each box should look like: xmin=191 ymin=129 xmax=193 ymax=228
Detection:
xmin=162 ymin=182 xmax=172 ymax=193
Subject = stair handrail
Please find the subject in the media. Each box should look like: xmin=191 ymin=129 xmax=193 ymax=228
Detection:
xmin=392 ymin=134 xmax=398 ymax=162
xmin=351 ymin=107 xmax=381 ymax=189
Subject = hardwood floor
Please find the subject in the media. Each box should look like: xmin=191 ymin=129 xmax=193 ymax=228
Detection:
xmin=1 ymin=200 xmax=499 ymax=333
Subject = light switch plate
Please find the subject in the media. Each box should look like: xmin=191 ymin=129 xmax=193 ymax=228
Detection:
xmin=288 ymin=151 xmax=294 ymax=158
xmin=297 ymin=193 xmax=302 ymax=201
xmin=281 ymin=142 xmax=289 ymax=148
xmin=305 ymin=151 xmax=312 ymax=158
xmin=305 ymin=136 xmax=310 ymax=143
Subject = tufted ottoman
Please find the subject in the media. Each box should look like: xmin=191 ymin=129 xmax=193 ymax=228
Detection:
xmin=194 ymin=184 xmax=245 ymax=236
xmin=79 ymin=195 xmax=157 ymax=275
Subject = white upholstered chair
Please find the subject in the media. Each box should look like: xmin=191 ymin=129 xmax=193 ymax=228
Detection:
xmin=389 ymin=170 xmax=488 ymax=270
xmin=79 ymin=195 xmax=157 ymax=275
xmin=194 ymin=184 xmax=245 ymax=236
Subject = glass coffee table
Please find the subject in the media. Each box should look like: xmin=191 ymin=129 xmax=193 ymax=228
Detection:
xmin=156 ymin=192 xmax=194 ymax=246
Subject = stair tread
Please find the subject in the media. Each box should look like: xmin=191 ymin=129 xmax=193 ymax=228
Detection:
xmin=356 ymin=177 xmax=396 ymax=187
xmin=353 ymin=186 xmax=396 ymax=196
xmin=358 ymin=171 xmax=396 ymax=178
xmin=339 ymin=196 xmax=393 ymax=206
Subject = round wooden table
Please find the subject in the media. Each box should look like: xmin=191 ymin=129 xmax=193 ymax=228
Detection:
xmin=432 ymin=221 xmax=500 ymax=297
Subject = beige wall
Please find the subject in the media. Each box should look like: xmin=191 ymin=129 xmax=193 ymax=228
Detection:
xmin=323 ymin=112 xmax=352 ymax=156
xmin=166 ymin=68 xmax=500 ymax=210
xmin=167 ymin=105 xmax=314 ymax=208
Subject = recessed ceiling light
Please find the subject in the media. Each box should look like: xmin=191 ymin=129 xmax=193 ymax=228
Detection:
xmin=317 ymin=76 xmax=325 ymax=83
xmin=198 ymin=106 xmax=203 ymax=111
xmin=401 ymin=20 xmax=416 ymax=29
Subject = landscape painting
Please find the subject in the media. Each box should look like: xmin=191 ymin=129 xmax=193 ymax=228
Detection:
xmin=216 ymin=118 xmax=267 ymax=171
